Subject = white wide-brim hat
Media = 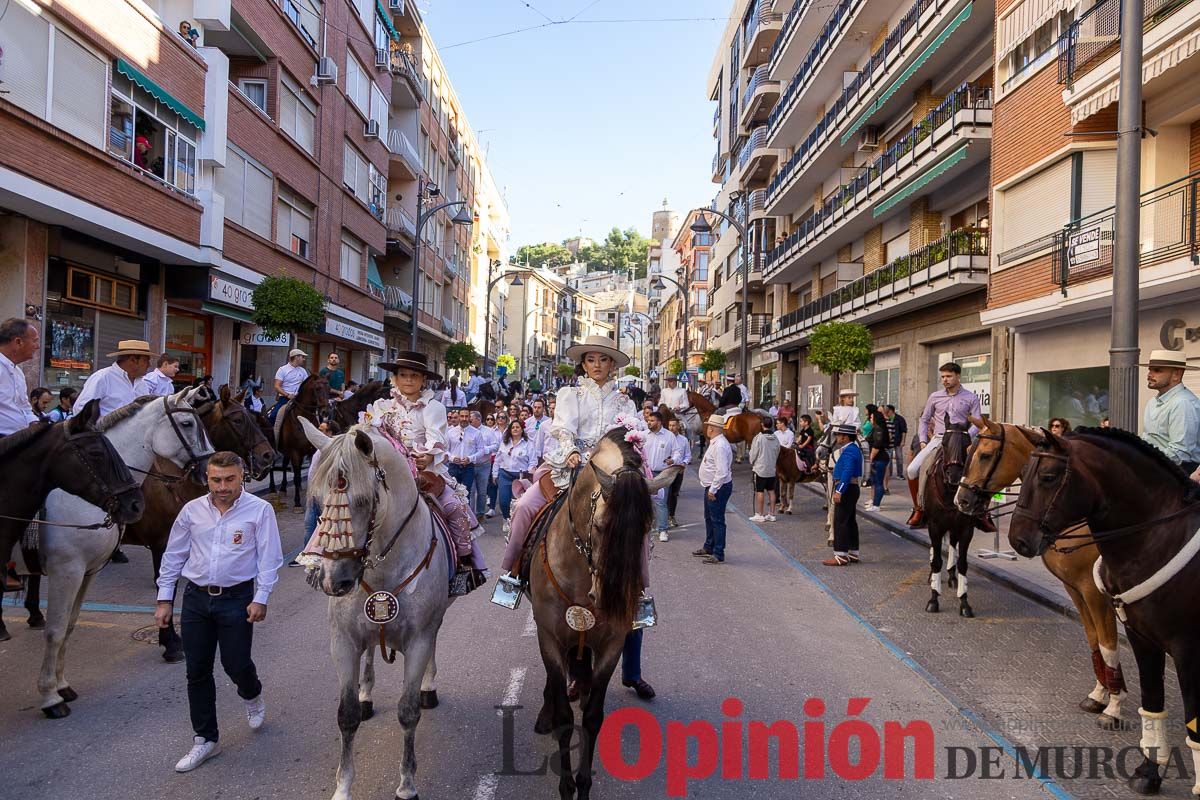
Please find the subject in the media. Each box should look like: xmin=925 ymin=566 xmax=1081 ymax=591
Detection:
xmin=106 ymin=339 xmax=154 ymax=358
xmin=1138 ymin=349 xmax=1200 ymax=370
xmin=703 ymin=413 xmax=727 ymax=429
xmin=564 ymin=335 xmax=630 ymax=368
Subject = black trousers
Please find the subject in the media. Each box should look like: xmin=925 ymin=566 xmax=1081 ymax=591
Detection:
xmin=181 ymin=580 xmax=262 ymax=742
xmin=833 ymin=483 xmax=861 ymax=554
xmin=666 ymin=471 xmax=684 ymax=517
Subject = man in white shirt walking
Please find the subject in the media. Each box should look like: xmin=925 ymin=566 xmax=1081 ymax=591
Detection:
xmin=446 ymin=409 xmax=484 ymax=510
xmin=268 ymin=349 xmax=309 ymax=423
xmin=526 ymin=398 xmax=550 ymax=464
xmin=155 ymin=451 xmax=283 ymax=773
xmin=696 ymin=414 xmax=733 ymax=564
xmin=468 ymin=410 xmax=495 ymax=518
xmin=643 ymin=411 xmax=677 ymax=542
xmin=0 ymin=318 xmax=41 ymax=436
xmin=666 ymin=418 xmax=690 ymax=527
xmin=74 ymin=339 xmax=153 ymax=417
xmin=142 ymin=353 xmax=181 ymax=397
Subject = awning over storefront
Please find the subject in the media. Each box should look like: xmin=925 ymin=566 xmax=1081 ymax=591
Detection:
xmin=872 ymin=142 xmax=971 ymax=217
xmin=115 ymin=58 xmax=206 ymax=131
xmin=326 ymin=317 xmax=386 ymax=350
xmin=201 ymin=301 xmax=254 ymax=323
xmin=367 ymin=255 xmax=386 ymax=295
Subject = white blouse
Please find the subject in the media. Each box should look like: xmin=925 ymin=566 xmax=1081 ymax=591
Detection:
xmin=360 ymin=388 xmax=449 ymax=475
xmin=543 ymin=377 xmax=641 ymax=471
xmin=493 ymin=437 xmax=537 ymax=476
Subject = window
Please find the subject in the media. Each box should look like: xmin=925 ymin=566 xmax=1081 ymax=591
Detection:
xmin=279 ymin=73 xmax=316 ymax=153
xmin=276 ymin=185 xmax=314 ymax=259
xmin=219 ymin=146 xmax=273 ymax=238
xmin=110 ymin=73 xmax=199 ymax=194
xmin=1029 ymin=366 xmax=1107 ymax=428
xmin=280 ymin=0 xmax=319 ymax=46
xmin=65 ymin=267 xmax=139 ymax=315
xmin=694 ymin=251 xmax=710 ymax=281
xmin=340 ymin=234 xmax=364 ymax=285
xmin=345 ymin=51 xmax=370 ymax=115
xmin=237 ymin=79 xmax=268 ymax=113
xmin=370 ymin=83 xmax=389 ymax=142
xmin=343 ymin=140 xmax=369 ymax=200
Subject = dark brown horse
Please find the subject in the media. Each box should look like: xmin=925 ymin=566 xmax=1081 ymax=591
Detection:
xmin=923 ymin=418 xmax=977 ymax=617
xmin=776 ymin=444 xmax=825 ymax=513
xmin=955 ymin=418 xmax=1127 ymax=728
xmin=329 ymin=380 xmax=391 ymax=434
xmin=528 ymin=430 xmax=679 ymax=800
xmin=274 ymin=373 xmax=330 ymax=507
xmin=0 ymin=401 xmax=144 ymax=641
xmin=1008 ymin=427 xmax=1200 ymax=795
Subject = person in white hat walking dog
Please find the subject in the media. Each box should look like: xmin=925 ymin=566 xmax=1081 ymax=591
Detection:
xmin=1139 ymin=349 xmax=1200 ymax=477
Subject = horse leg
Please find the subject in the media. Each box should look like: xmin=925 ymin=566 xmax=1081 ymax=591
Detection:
xmin=26 ymin=572 xmax=45 ymax=629
xmin=926 ymin=532 xmax=943 ymax=613
xmin=293 ymin=457 xmax=305 ymax=508
xmin=576 ymin=646 xmax=619 ymax=800
xmin=954 ymin=530 xmax=974 ymax=618
xmin=358 ymin=649 xmax=376 ymax=721
xmin=1060 ymin=579 xmax=1110 ymax=714
xmin=1092 ymin=602 xmax=1127 ymax=729
xmin=38 ymin=568 xmax=86 ymax=717
xmin=1126 ymin=627 xmax=1168 ymax=795
xmin=1176 ymin=648 xmax=1200 ymax=796
xmin=419 ymin=638 xmax=439 ymax=709
xmin=54 ymin=572 xmax=93 ymax=704
xmin=394 ymin=633 xmax=434 ymax=800
xmin=330 ymin=631 xmax=364 ymax=800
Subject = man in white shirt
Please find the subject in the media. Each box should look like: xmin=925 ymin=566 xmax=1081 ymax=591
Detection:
xmin=465 ymin=368 xmax=485 ymax=404
xmin=155 ymin=451 xmax=283 ymax=773
xmin=829 ymin=389 xmax=860 ymax=430
xmin=666 ymin=418 xmax=690 ymax=528
xmin=268 ymin=349 xmax=309 ymax=423
xmin=526 ymin=398 xmax=550 ymax=464
xmin=142 ymin=353 xmax=181 ymax=397
xmin=0 ymin=318 xmax=41 ymax=436
xmin=468 ymin=411 xmax=495 ymax=518
xmin=74 ymin=339 xmax=153 ymax=418
xmin=735 ymin=375 xmax=750 ymax=407
xmin=660 ymin=374 xmax=689 ymax=414
xmin=446 ymin=408 xmax=484 ymax=506
xmin=696 ymin=414 xmax=733 ymax=564
xmin=643 ymin=411 xmax=677 ymax=542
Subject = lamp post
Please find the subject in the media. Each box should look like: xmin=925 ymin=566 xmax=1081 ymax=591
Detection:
xmin=411 ymin=177 xmax=475 ymax=351
xmin=688 ymin=198 xmax=749 ymax=386
xmin=650 ymin=269 xmax=689 ymax=377
xmin=483 ymin=261 xmax=527 ymax=377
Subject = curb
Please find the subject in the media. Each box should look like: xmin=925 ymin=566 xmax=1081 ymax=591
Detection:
xmin=795 ymin=483 xmax=1086 ymax=626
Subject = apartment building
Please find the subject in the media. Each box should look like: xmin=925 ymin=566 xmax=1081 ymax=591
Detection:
xmin=0 ymin=0 xmax=397 ymax=390
xmin=646 ymin=199 xmax=681 ymax=370
xmin=981 ymin=0 xmax=1200 ymax=426
xmin=657 ymin=209 xmax=714 ymax=381
xmin=714 ymin=0 xmax=995 ymax=417
xmin=500 ymin=268 xmax=569 ymax=386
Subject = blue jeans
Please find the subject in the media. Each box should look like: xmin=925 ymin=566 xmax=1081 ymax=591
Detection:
xmin=870 ymin=455 xmax=890 ymax=506
xmin=651 ymin=471 xmax=669 ymax=532
xmin=702 ymin=481 xmax=732 ymax=561
xmin=621 ymin=630 xmax=643 ymax=683
xmin=266 ymin=395 xmax=287 ymax=423
xmin=470 ymin=463 xmax=490 ymax=516
xmin=487 ymin=472 xmax=499 ymax=510
xmin=448 ymin=463 xmax=475 ymax=499
xmin=498 ymin=469 xmax=522 ymax=519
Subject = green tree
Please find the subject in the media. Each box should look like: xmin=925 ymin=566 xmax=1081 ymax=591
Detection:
xmin=808 ymin=321 xmax=872 ymax=392
xmin=699 ymin=348 xmax=726 ymax=374
xmin=624 ymin=365 xmax=641 ymax=377
xmin=668 ymin=357 xmax=685 ymax=376
xmin=578 ymin=227 xmax=654 ymax=279
xmin=444 ymin=342 xmax=479 ymax=373
xmin=515 ymin=242 xmax=573 ymax=269
xmin=556 ymin=363 xmax=576 ymax=380
xmin=251 ymin=275 xmax=326 ymax=339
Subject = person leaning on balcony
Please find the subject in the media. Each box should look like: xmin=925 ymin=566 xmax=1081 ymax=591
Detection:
xmin=1137 ymin=350 xmax=1200 ymax=480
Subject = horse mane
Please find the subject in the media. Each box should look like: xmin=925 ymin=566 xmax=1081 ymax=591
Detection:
xmin=0 ymin=420 xmax=52 ymax=459
xmin=591 ymin=428 xmax=649 ymax=621
xmin=309 ymin=426 xmax=395 ymax=535
xmin=97 ymin=396 xmax=158 ymax=431
xmin=627 ymin=386 xmax=647 ymax=408
xmin=1069 ymin=426 xmax=1200 ymax=503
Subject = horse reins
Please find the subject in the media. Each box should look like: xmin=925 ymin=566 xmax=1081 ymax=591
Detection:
xmin=543 ymin=465 xmax=611 ymax=658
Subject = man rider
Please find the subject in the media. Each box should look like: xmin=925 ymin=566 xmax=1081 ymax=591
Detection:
xmin=268 ymin=349 xmax=309 ymax=423
xmin=1139 ymin=349 xmax=1200 ymax=478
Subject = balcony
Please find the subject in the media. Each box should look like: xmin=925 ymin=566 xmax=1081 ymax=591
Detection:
xmin=765 ymin=228 xmax=989 ymax=349
xmin=747 ymin=189 xmax=769 ymax=220
xmin=390 ymin=48 xmax=427 ymax=107
xmin=735 ymin=126 xmax=783 ymax=189
xmin=445 ymin=257 xmax=460 ymax=281
xmin=1059 ymin=0 xmax=1186 ymax=87
xmin=387 ymin=129 xmax=422 ymax=180
xmin=380 ymin=286 xmax=414 ymax=317
xmin=386 ymin=206 xmax=417 ymax=241
xmin=742 ymin=0 xmax=785 ymax=69
xmin=770 ymin=0 xmax=834 ymax=81
xmin=689 ymin=303 xmax=711 ymax=319
xmin=712 ymin=152 xmax=726 ymax=183
xmin=766 ymin=0 xmax=990 ymax=215
xmin=441 ymin=316 xmax=456 ymax=336
xmin=739 ymin=65 xmax=782 ymax=132
xmin=766 ymin=82 xmax=992 ymax=283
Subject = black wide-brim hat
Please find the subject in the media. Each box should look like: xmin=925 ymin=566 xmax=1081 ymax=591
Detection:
xmin=378 ymin=351 xmax=441 ymax=379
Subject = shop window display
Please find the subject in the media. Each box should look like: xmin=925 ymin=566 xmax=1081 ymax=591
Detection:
xmin=1029 ymin=367 xmax=1109 ymax=429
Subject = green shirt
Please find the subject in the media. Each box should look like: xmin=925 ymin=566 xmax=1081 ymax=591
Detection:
xmin=320 ymin=367 xmax=345 ymax=391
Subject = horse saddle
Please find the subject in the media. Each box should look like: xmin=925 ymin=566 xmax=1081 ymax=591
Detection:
xmin=516 ymin=488 xmax=570 ymax=587
xmin=416 ymin=470 xmax=446 ymax=498
xmin=272 ymin=400 xmax=292 ymax=444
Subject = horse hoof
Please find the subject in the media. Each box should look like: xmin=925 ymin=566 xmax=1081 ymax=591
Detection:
xmin=1079 ymin=698 xmax=1106 ymax=714
xmin=419 ymin=690 xmax=438 ymax=709
xmin=42 ymin=702 xmax=70 ymax=719
xmin=162 ymin=649 xmax=185 ymax=664
xmin=57 ymin=686 xmax=78 ymax=702
xmin=27 ymin=614 xmax=46 ymax=629
xmin=959 ymin=603 xmax=974 ymax=618
xmin=534 ymin=705 xmax=554 ymax=735
xmin=925 ymin=599 xmax=939 ymax=613
xmin=1096 ymin=713 xmax=1124 ymax=730
xmin=0 ymin=627 xmax=10 ymax=642
xmin=1128 ymin=775 xmax=1163 ymax=795
xmin=360 ymin=700 xmax=374 ymax=720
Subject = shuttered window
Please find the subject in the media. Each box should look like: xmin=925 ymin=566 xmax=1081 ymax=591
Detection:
xmin=276 ymin=185 xmax=314 ymax=259
xmin=370 ymin=83 xmax=388 ymax=140
xmin=345 ymin=51 xmax=369 ymax=114
xmin=1000 ymin=157 xmax=1073 ymax=251
xmin=1079 ymin=150 xmax=1118 ymax=218
xmin=51 ymin=31 xmax=106 ymax=147
xmin=1 ymin=1 xmax=50 ymax=118
xmin=97 ymin=311 xmax=148 ymax=356
xmin=279 ymin=72 xmax=315 ymax=154
xmin=219 ymin=146 xmax=273 ymax=240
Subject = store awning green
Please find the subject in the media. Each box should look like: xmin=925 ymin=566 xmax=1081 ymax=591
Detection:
xmin=115 ymin=58 xmax=205 ymax=131
xmin=202 ymin=301 xmax=255 ymax=323
xmin=840 ymin=2 xmax=973 ymax=146
xmin=376 ymin=0 xmax=401 ymax=40
xmin=367 ymin=255 xmax=385 ymax=291
xmin=873 ymin=142 xmax=970 ymax=217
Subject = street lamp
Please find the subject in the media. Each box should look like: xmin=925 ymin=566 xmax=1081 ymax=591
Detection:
xmin=483 ymin=260 xmax=527 ymax=376
xmin=689 ymin=198 xmax=749 ymax=385
xmin=650 ymin=268 xmax=690 ymax=378
xmin=410 ymin=178 xmax=475 ymax=350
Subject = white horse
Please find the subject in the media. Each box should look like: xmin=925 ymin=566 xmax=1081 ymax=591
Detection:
xmin=36 ymin=390 xmax=214 ymax=718
xmin=301 ymin=419 xmax=452 ymax=800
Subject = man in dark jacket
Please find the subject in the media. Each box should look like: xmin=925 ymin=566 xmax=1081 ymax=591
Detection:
xmin=885 ymin=405 xmax=908 ymax=478
xmin=824 ymin=424 xmax=862 ymax=567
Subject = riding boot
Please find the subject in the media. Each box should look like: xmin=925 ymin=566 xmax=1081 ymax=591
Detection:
xmin=974 ymin=514 xmax=997 ymax=533
xmin=905 ymin=478 xmax=925 ymax=528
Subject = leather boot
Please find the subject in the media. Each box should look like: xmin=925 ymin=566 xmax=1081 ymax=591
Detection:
xmin=905 ymin=478 xmax=926 ymax=528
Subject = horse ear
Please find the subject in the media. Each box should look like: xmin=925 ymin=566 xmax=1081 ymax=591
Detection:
xmin=645 ymin=465 xmax=682 ymax=494
xmin=233 ymin=389 xmax=246 ymax=404
xmin=943 ymin=411 xmax=951 ymax=427
xmin=299 ymin=416 xmax=332 ymax=451
xmin=69 ymin=399 xmax=103 ymax=432
xmin=1016 ymin=425 xmax=1048 ymax=447
xmin=353 ymin=429 xmax=374 ymax=458
xmin=592 ymin=462 xmax=614 ymax=494
xmin=219 ymin=384 xmax=232 ymax=404
xmin=969 ymin=415 xmax=988 ymax=431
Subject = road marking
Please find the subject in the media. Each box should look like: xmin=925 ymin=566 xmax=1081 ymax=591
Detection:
xmin=501 ymin=666 xmax=527 ymax=708
xmin=522 ymin=610 xmax=537 ymax=637
xmin=2 ymin=598 xmax=157 ymax=614
xmin=471 ymin=773 xmax=498 ymax=800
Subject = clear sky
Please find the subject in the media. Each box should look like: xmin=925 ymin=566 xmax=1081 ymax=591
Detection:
xmin=420 ymin=0 xmax=733 ymax=248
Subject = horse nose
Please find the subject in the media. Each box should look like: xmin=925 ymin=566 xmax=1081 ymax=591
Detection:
xmin=1012 ymin=539 xmax=1035 ymax=558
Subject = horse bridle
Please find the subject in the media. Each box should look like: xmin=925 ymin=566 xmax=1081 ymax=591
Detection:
xmin=958 ymin=425 xmax=1006 ymax=503
xmin=60 ymin=425 xmax=141 ymax=523
xmin=938 ymin=428 xmax=972 ymax=487
xmin=317 ymin=458 xmax=425 ymax=570
xmin=1011 ymin=447 xmax=1077 ymax=553
xmin=127 ymin=397 xmax=211 ymax=483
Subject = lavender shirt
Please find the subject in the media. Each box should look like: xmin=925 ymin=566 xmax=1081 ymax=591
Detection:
xmin=918 ymin=387 xmax=982 ymax=444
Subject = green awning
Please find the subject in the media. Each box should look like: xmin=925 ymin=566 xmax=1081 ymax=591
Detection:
xmin=367 ymin=255 xmax=385 ymax=291
xmin=840 ymin=2 xmax=973 ymax=146
xmin=376 ymin=0 xmax=401 ymax=40
xmin=873 ymin=142 xmax=970 ymax=217
xmin=115 ymin=58 xmax=205 ymax=131
xmin=202 ymin=301 xmax=255 ymax=323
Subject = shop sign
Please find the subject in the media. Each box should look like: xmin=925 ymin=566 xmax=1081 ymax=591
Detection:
xmin=955 ymin=353 xmax=992 ymax=415
xmin=240 ymin=326 xmax=290 ymax=347
xmin=326 ymin=318 xmax=385 ymax=350
xmin=209 ymin=275 xmax=254 ymax=310
xmin=1160 ymin=319 xmax=1200 ymax=349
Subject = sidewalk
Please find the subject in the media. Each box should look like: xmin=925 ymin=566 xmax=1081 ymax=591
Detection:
xmin=799 ymin=473 xmax=1082 ymax=619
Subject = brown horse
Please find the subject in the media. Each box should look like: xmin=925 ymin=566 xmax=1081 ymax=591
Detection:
xmin=721 ymin=410 xmax=765 ymax=446
xmin=527 ymin=430 xmax=679 ymax=800
xmin=922 ymin=419 xmax=977 ymax=617
xmin=776 ymin=445 xmax=825 ymax=513
xmin=275 ymin=373 xmax=330 ymax=507
xmin=329 ymin=380 xmax=391 ymax=434
xmin=1006 ymin=427 xmax=1200 ymax=795
xmin=954 ymin=418 xmax=1127 ymax=728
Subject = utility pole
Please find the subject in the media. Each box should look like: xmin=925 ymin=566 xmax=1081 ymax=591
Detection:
xmin=1109 ymin=0 xmax=1145 ymax=430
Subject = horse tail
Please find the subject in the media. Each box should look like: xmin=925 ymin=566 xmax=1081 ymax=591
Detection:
xmin=596 ymin=468 xmax=651 ymax=621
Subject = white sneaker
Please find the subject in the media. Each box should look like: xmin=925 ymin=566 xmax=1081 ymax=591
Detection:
xmin=658 ymin=530 xmax=669 ymax=542
xmin=765 ymin=515 xmax=777 ymax=522
xmin=864 ymin=504 xmax=880 ymax=512
xmin=749 ymin=514 xmax=766 ymax=522
xmin=246 ymin=695 xmax=265 ymax=730
xmin=485 ymin=508 xmax=496 ymax=518
xmin=502 ymin=521 xmax=511 ymax=534
xmin=175 ymin=736 xmax=220 ymax=772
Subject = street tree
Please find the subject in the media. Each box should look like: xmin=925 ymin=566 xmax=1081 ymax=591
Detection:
xmin=515 ymin=242 xmax=573 ymax=269
xmin=808 ymin=321 xmax=872 ymax=393
xmin=624 ymin=365 xmax=641 ymax=377
xmin=578 ymin=227 xmax=654 ymax=278
xmin=699 ymin=348 xmax=726 ymax=374
xmin=444 ymin=342 xmax=479 ymax=374
xmin=668 ymin=357 xmax=685 ymax=376
xmin=556 ymin=363 xmax=576 ymax=381
xmin=251 ymin=275 xmax=325 ymax=339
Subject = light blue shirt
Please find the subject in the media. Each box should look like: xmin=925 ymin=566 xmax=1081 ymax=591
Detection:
xmin=1142 ymin=382 xmax=1200 ymax=465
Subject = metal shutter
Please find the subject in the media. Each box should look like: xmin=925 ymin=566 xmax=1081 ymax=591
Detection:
xmin=1001 ymin=157 xmax=1073 ymax=250
xmin=1 ymin=1 xmax=50 ymax=118
xmin=1079 ymin=150 xmax=1117 ymax=218
xmin=51 ymin=31 xmax=106 ymax=148
xmin=97 ymin=310 xmax=147 ymax=362
xmin=243 ymin=161 xmax=273 ymax=239
xmin=220 ymin=148 xmax=246 ymax=225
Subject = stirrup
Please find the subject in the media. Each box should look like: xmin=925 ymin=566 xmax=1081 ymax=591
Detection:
xmin=449 ymin=567 xmax=487 ymax=597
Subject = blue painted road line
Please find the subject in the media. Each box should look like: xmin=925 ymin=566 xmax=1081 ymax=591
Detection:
xmin=730 ymin=502 xmax=1075 ymax=800
xmin=3 ymin=598 xmax=157 ymax=615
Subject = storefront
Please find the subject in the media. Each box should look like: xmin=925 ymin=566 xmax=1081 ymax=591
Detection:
xmin=323 ymin=312 xmax=385 ymax=385
xmin=165 ymin=307 xmax=211 ymax=385
xmin=238 ymin=324 xmax=291 ymax=388
xmin=165 ymin=265 xmax=264 ymax=389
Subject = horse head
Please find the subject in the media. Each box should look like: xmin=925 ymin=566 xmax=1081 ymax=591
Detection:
xmin=938 ymin=414 xmax=973 ymax=488
xmin=1009 ymin=428 xmax=1076 ymax=558
xmin=954 ymin=417 xmax=1043 ymax=515
xmin=40 ymin=400 xmax=143 ymax=524
xmin=208 ymin=384 xmax=277 ymax=479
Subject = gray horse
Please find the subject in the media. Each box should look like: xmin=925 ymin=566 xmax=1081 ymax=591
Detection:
xmin=301 ymin=419 xmax=452 ymax=800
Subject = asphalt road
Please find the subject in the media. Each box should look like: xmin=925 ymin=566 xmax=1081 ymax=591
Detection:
xmin=0 ymin=464 xmax=1185 ymax=799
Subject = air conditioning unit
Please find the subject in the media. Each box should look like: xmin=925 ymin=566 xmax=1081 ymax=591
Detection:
xmin=388 ymin=0 xmax=403 ymax=9
xmin=374 ymin=48 xmax=388 ymax=69
xmin=314 ymin=57 xmax=338 ymax=85
xmin=857 ymin=126 xmax=879 ymax=151
xmin=365 ymin=120 xmax=381 ymax=139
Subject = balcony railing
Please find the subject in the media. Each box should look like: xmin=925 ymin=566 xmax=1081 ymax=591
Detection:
xmin=748 ymin=189 xmax=767 ymax=215
xmin=380 ymin=286 xmax=413 ymax=314
xmin=390 ymin=49 xmax=428 ymax=99
xmin=742 ymin=65 xmax=771 ymax=112
xmin=770 ymin=0 xmax=815 ymax=68
xmin=770 ymin=0 xmax=858 ymax=135
xmin=441 ymin=316 xmax=456 ymax=336
xmin=1058 ymin=0 xmax=1187 ymax=87
xmin=386 ymin=206 xmax=416 ymax=240
xmin=445 ymin=257 xmax=460 ymax=280
xmin=689 ymin=303 xmax=710 ymax=317
xmin=387 ymin=129 xmax=421 ymax=172
xmin=766 ymin=82 xmax=991 ymax=273
xmin=737 ymin=126 xmax=770 ymax=171
xmin=713 ymin=106 xmax=721 ymax=127
xmin=1051 ymin=171 xmax=1200 ymax=293
xmin=769 ymin=228 xmax=989 ymax=339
